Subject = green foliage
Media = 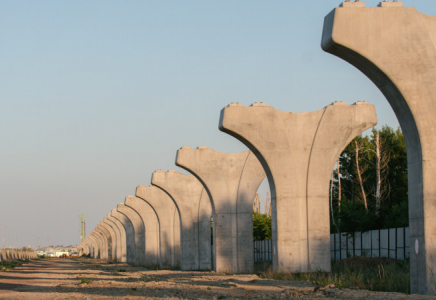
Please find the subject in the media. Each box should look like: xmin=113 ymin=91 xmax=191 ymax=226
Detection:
xmin=331 ymin=126 xmax=408 ymax=233
xmin=252 ymin=212 xmax=271 ymax=241
xmin=0 ymin=261 xmax=23 ymax=271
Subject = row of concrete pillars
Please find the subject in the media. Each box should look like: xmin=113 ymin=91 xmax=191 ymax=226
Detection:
xmin=0 ymin=249 xmax=37 ymax=262
xmin=79 ymin=99 xmax=377 ymax=276
xmin=80 ymin=1 xmax=436 ymax=295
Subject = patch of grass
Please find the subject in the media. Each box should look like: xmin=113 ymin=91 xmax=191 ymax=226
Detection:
xmin=257 ymin=257 xmax=410 ymax=294
xmin=79 ymin=277 xmax=91 ymax=284
xmin=0 ymin=261 xmax=24 ymax=271
xmin=114 ymin=269 xmax=126 ymax=273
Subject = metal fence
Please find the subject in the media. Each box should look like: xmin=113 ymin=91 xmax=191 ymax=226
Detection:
xmin=254 ymin=240 xmax=272 ymax=262
xmin=254 ymin=227 xmax=410 ymax=263
xmin=331 ymin=227 xmax=409 ymax=260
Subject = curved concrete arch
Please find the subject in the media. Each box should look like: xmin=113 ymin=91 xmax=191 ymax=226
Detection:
xmin=111 ymin=209 xmax=135 ymax=264
xmin=82 ymin=241 xmax=91 ymax=255
xmin=152 ymin=169 xmax=212 ymax=270
xmin=102 ymin=217 xmax=120 ymax=262
xmin=117 ymin=203 xmax=146 ymax=266
xmin=91 ymin=231 xmax=105 ymax=259
xmin=107 ymin=213 xmax=127 ymax=262
xmin=96 ymin=225 xmax=111 ymax=259
xmin=88 ymin=234 xmax=100 ymax=258
xmin=90 ymin=231 xmax=102 ymax=259
xmin=136 ymin=185 xmax=181 ymax=269
xmin=321 ymin=2 xmax=436 ymax=294
xmin=176 ymin=148 xmax=265 ymax=273
xmin=84 ymin=238 xmax=94 ymax=257
xmin=220 ymin=102 xmax=376 ymax=273
xmin=98 ymin=223 xmax=113 ymax=260
xmin=124 ymin=196 xmax=159 ymax=268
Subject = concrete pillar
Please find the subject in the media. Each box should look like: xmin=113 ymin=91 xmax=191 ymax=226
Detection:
xmin=152 ymin=169 xmax=212 ymax=270
xmin=107 ymin=211 xmax=127 ymax=262
xmin=117 ymin=203 xmax=146 ymax=266
xmin=136 ymin=185 xmax=181 ymax=269
xmin=219 ymin=102 xmax=377 ymax=273
xmin=100 ymin=220 xmax=117 ymax=261
xmin=96 ymin=224 xmax=112 ymax=259
xmin=111 ymin=209 xmax=135 ymax=264
xmin=124 ymin=196 xmax=160 ymax=268
xmin=87 ymin=234 xmax=98 ymax=258
xmin=92 ymin=230 xmax=106 ymax=259
xmin=103 ymin=216 xmax=122 ymax=262
xmin=176 ymin=148 xmax=265 ymax=273
xmin=89 ymin=234 xmax=100 ymax=258
xmin=322 ymin=2 xmax=436 ymax=294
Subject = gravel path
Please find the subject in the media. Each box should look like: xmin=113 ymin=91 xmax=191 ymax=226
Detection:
xmin=0 ymin=258 xmax=434 ymax=299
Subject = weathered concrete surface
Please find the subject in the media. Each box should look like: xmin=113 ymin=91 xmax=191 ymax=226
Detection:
xmin=321 ymin=2 xmax=436 ymax=295
xmin=176 ymin=148 xmax=265 ymax=273
xmin=107 ymin=211 xmax=127 ymax=262
xmin=111 ymin=208 xmax=135 ymax=264
xmin=125 ymin=195 xmax=160 ymax=268
xmin=117 ymin=203 xmax=146 ymax=266
xmin=136 ymin=185 xmax=181 ymax=269
xmin=152 ymin=169 xmax=213 ymax=270
xmin=104 ymin=216 xmax=122 ymax=262
xmin=220 ymin=102 xmax=376 ymax=273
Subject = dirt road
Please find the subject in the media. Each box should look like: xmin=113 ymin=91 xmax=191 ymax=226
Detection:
xmin=0 ymin=258 xmax=434 ymax=299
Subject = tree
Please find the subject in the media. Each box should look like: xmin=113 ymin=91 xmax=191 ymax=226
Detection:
xmin=252 ymin=212 xmax=272 ymax=241
xmin=330 ymin=125 xmax=408 ymax=233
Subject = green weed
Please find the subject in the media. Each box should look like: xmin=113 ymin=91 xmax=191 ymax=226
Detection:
xmin=80 ymin=277 xmax=91 ymax=284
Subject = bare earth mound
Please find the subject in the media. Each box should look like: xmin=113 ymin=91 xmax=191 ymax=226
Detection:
xmin=0 ymin=258 xmax=434 ymax=299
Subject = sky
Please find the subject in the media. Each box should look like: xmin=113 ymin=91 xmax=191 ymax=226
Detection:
xmin=0 ymin=0 xmax=434 ymax=248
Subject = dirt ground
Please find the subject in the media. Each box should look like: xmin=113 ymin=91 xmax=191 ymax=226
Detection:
xmin=0 ymin=258 xmax=435 ymax=299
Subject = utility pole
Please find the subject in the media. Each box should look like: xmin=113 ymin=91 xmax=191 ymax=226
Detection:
xmin=84 ymin=221 xmax=86 ymax=240
xmin=79 ymin=214 xmax=85 ymax=243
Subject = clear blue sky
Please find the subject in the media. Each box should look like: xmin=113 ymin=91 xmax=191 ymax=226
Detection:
xmin=0 ymin=0 xmax=434 ymax=247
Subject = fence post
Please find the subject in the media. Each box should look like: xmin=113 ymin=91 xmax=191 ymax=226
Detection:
xmin=333 ymin=232 xmax=336 ymax=261
xmin=388 ymin=228 xmax=390 ymax=258
xmin=339 ymin=232 xmax=342 ymax=260
xmin=403 ymin=227 xmax=406 ymax=259
xmin=353 ymin=232 xmax=355 ymax=257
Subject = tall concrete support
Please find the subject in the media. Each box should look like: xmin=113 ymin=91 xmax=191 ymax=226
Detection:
xmin=136 ymin=185 xmax=181 ymax=269
xmin=117 ymin=203 xmax=146 ymax=266
xmin=96 ymin=224 xmax=112 ymax=259
xmin=86 ymin=237 xmax=97 ymax=257
xmin=111 ymin=209 xmax=135 ymax=264
xmin=92 ymin=230 xmax=103 ymax=258
xmin=176 ymin=148 xmax=265 ymax=273
xmin=100 ymin=220 xmax=117 ymax=261
xmin=125 ymin=196 xmax=160 ymax=268
xmin=219 ymin=102 xmax=377 ymax=273
xmin=152 ymin=170 xmax=212 ymax=270
xmin=104 ymin=216 xmax=122 ymax=262
xmin=88 ymin=233 xmax=99 ymax=258
xmin=90 ymin=235 xmax=99 ymax=257
xmin=92 ymin=230 xmax=106 ymax=259
xmin=107 ymin=211 xmax=127 ymax=262
xmin=322 ymin=2 xmax=436 ymax=294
